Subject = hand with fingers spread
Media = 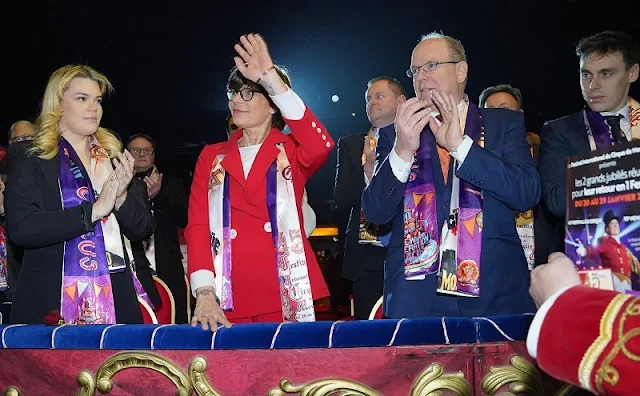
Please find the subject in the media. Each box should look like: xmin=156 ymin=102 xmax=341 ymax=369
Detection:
xmin=393 ymin=97 xmax=432 ymax=162
xmin=233 ymin=33 xmax=288 ymax=96
xmin=191 ymin=286 xmax=232 ymax=330
xmin=427 ymin=90 xmax=464 ymax=152
xmin=144 ymin=166 xmax=163 ymax=200
xmin=113 ymin=150 xmax=135 ymax=209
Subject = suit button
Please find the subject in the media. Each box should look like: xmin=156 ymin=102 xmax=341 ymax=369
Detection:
xmin=316 ymin=127 xmax=322 ymax=133
xmin=311 ymin=121 xmax=317 ymax=128
xmin=230 ymin=229 xmax=237 ymax=239
xmin=264 ymin=222 xmax=272 ymax=232
xmin=326 ymin=142 xmax=331 ymax=148
xmin=322 ymin=134 xmax=327 ymax=140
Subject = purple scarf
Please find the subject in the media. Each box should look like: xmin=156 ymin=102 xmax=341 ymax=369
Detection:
xmin=59 ymin=138 xmax=116 ymax=324
xmin=403 ymin=103 xmax=484 ymax=297
xmin=59 ymin=138 xmax=153 ymax=324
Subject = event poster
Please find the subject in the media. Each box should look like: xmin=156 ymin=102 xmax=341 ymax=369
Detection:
xmin=565 ymin=140 xmax=640 ymax=296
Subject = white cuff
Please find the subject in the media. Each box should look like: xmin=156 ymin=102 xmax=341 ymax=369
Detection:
xmin=190 ymin=269 xmax=216 ymax=298
xmin=389 ymin=142 xmax=413 ymax=183
xmin=526 ymin=285 xmax=573 ymax=359
xmin=449 ymin=136 xmax=473 ymax=167
xmin=270 ymin=88 xmax=306 ymax=120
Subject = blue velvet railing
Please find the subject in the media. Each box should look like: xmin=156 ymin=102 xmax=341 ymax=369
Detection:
xmin=0 ymin=314 xmax=533 ymax=350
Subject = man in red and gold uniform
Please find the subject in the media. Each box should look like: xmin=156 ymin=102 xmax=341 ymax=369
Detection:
xmin=577 ymin=210 xmax=640 ymax=292
xmin=527 ymin=252 xmax=639 ymax=395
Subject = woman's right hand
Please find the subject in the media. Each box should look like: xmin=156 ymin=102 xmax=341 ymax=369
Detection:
xmin=91 ymin=172 xmax=119 ymax=222
xmin=191 ymin=286 xmax=232 ymax=330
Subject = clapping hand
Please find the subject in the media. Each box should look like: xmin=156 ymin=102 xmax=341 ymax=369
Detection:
xmin=427 ymin=90 xmax=464 ymax=152
xmin=113 ymin=150 xmax=135 ymax=209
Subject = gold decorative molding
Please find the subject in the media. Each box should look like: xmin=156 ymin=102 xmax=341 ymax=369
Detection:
xmin=76 ymin=351 xmax=194 ymax=396
xmin=188 ymin=356 xmax=222 ymax=396
xmin=267 ymin=378 xmax=381 ymax=396
xmin=481 ymin=355 xmax=544 ymax=395
xmin=411 ymin=363 xmax=471 ymax=396
xmin=4 ymin=387 xmax=20 ymax=396
xmin=266 ymin=362 xmax=470 ymax=396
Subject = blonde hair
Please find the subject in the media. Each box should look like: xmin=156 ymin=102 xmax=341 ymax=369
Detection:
xmin=31 ymin=64 xmax=122 ymax=159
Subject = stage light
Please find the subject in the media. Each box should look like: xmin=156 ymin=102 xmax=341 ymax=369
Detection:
xmin=331 ymin=95 xmax=339 ymax=103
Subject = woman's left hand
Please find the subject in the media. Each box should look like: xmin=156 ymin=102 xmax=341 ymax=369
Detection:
xmin=233 ymin=33 xmax=274 ymax=83
xmin=113 ymin=150 xmax=135 ymax=199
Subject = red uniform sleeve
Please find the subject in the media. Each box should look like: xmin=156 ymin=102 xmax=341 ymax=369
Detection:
xmin=537 ymin=286 xmax=640 ymax=395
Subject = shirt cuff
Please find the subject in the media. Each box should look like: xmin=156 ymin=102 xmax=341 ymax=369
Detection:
xmin=270 ymin=88 xmax=306 ymax=120
xmin=526 ymin=285 xmax=574 ymax=359
xmin=449 ymin=136 xmax=473 ymax=166
xmin=364 ymin=169 xmax=371 ymax=186
xmin=190 ymin=269 xmax=216 ymax=298
xmin=389 ymin=142 xmax=413 ymax=183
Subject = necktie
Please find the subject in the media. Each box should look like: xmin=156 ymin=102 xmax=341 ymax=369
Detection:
xmin=604 ymin=114 xmax=627 ymax=144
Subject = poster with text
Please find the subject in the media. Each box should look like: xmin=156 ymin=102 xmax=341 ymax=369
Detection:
xmin=565 ymin=140 xmax=640 ymax=296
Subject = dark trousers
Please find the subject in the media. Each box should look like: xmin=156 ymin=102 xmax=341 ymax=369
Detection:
xmin=353 ymin=269 xmax=384 ymax=319
xmin=350 ymin=244 xmax=386 ymax=319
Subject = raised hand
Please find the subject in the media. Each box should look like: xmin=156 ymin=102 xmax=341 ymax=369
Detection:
xmin=233 ymin=33 xmax=274 ymax=84
xmin=427 ymin=90 xmax=464 ymax=152
xmin=144 ymin=166 xmax=163 ymax=200
xmin=393 ymin=97 xmax=432 ymax=162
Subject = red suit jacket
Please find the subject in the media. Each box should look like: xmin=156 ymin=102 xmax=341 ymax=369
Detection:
xmin=537 ymin=286 xmax=639 ymax=394
xmin=186 ymin=108 xmax=332 ymax=319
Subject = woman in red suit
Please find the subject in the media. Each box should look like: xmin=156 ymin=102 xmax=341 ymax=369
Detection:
xmin=187 ymin=33 xmax=333 ymax=329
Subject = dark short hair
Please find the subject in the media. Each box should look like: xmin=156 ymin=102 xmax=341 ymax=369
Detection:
xmin=367 ymin=76 xmax=407 ymax=98
xmin=126 ymin=133 xmax=156 ymax=150
xmin=576 ymin=30 xmax=640 ymax=69
xmin=478 ymin=84 xmax=523 ymax=109
xmin=227 ymin=65 xmax=292 ymax=131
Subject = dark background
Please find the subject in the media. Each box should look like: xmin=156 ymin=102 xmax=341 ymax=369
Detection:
xmin=3 ymin=0 xmax=639 ymax=227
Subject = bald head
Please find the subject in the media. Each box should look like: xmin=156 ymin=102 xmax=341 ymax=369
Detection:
xmin=9 ymin=120 xmax=36 ymax=144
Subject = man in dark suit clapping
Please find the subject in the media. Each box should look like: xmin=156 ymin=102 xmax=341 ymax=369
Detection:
xmin=334 ymin=76 xmax=405 ymax=319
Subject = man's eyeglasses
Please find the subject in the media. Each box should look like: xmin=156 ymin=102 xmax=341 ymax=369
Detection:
xmin=226 ymin=87 xmax=256 ymax=101
xmin=130 ymin=147 xmax=154 ymax=156
xmin=8 ymin=135 xmax=35 ymax=145
xmin=406 ymin=60 xmax=459 ymax=78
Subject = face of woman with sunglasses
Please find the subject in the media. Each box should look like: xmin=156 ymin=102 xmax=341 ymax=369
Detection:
xmin=227 ymin=86 xmax=275 ymax=130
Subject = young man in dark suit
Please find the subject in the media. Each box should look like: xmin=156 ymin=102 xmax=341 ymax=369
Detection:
xmin=538 ymin=31 xmax=639 ymax=257
xmin=334 ymin=76 xmax=405 ymax=319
